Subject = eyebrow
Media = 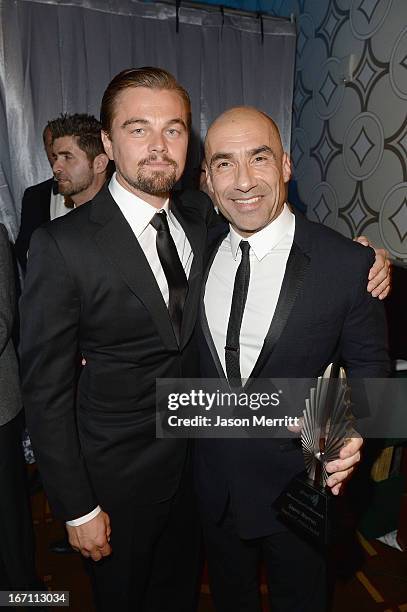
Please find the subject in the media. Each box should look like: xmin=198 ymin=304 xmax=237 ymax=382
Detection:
xmin=121 ymin=117 xmax=188 ymax=130
xmin=121 ymin=118 xmax=148 ymax=129
xmin=249 ymin=145 xmax=277 ymax=160
xmin=54 ymin=149 xmax=73 ymax=156
xmin=210 ymin=145 xmax=276 ymax=167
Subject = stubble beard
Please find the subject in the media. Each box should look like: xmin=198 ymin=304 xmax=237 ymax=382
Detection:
xmin=56 ymin=168 xmax=94 ymax=198
xmin=121 ymin=157 xmax=178 ymax=197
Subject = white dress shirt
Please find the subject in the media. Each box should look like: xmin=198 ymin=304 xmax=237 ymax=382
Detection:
xmin=49 ymin=191 xmax=72 ymax=221
xmin=66 ymin=173 xmax=192 ymax=527
xmin=204 ymin=204 xmax=295 ymax=381
xmin=110 ymin=174 xmax=193 ymax=304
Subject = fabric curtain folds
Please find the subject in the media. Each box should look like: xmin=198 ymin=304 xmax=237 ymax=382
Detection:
xmin=0 ymin=0 xmax=295 ymax=239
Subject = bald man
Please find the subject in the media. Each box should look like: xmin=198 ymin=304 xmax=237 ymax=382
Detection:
xmin=194 ymin=107 xmax=390 ymax=612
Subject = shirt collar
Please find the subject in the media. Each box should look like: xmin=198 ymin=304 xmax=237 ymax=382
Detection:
xmin=229 ymin=203 xmax=295 ymax=261
xmin=109 ymin=173 xmax=174 ymax=238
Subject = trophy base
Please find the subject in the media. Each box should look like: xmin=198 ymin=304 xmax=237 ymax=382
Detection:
xmin=274 ymin=472 xmax=336 ymax=548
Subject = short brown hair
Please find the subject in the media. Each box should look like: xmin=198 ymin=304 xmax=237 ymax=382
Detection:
xmin=47 ymin=113 xmax=104 ymax=162
xmin=100 ymin=67 xmax=191 ymax=134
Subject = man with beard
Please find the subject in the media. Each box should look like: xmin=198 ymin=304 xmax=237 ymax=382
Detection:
xmin=19 ymin=68 xmax=211 ymax=612
xmin=15 ymin=116 xmax=109 ymax=274
xmin=49 ymin=113 xmax=110 ymax=209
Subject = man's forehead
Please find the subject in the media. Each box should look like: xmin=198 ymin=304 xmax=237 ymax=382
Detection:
xmin=53 ymin=135 xmax=81 ymax=152
xmin=207 ymin=116 xmax=277 ymax=154
xmin=113 ymin=87 xmax=187 ymax=119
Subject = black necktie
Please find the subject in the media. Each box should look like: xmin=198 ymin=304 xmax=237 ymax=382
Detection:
xmin=225 ymin=241 xmax=251 ymax=386
xmin=150 ymin=210 xmax=188 ymax=344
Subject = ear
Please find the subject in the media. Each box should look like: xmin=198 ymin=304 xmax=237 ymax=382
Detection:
xmin=101 ymin=130 xmax=114 ymax=161
xmin=93 ymin=153 xmax=109 ymax=175
xmin=282 ymin=152 xmax=292 ymax=183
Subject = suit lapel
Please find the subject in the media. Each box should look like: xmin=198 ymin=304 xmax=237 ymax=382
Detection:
xmin=248 ymin=210 xmax=311 ymax=379
xmin=171 ymin=192 xmax=205 ymax=350
xmin=90 ymin=187 xmax=178 ymax=351
xmin=200 ymin=224 xmax=230 ymax=378
xmin=248 ymin=239 xmax=310 ymax=380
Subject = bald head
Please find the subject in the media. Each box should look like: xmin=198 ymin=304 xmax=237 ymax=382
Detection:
xmin=204 ymin=106 xmax=291 ymax=237
xmin=205 ymin=106 xmax=283 ymax=163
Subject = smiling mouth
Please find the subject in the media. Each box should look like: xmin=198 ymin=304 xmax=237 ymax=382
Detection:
xmin=232 ymin=196 xmax=262 ymax=205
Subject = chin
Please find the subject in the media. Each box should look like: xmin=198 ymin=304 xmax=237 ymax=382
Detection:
xmin=235 ymin=219 xmax=264 ymax=234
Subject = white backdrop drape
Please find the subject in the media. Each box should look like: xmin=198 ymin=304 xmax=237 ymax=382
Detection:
xmin=0 ymin=0 xmax=296 ymax=239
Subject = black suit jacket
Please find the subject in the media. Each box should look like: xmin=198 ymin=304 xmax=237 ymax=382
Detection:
xmin=20 ymin=185 xmax=213 ymax=521
xmin=195 ymin=210 xmax=390 ymax=539
xmin=0 ymin=224 xmax=22 ymax=426
xmin=14 ymin=178 xmax=54 ymax=272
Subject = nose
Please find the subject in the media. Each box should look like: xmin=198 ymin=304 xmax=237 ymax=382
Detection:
xmin=53 ymin=158 xmax=63 ymax=174
xmin=148 ymin=131 xmax=168 ymax=154
xmin=235 ymin=163 xmax=256 ymax=192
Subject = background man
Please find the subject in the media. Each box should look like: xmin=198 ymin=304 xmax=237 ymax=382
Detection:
xmin=49 ymin=113 xmax=110 ymax=209
xmin=15 ymin=114 xmax=109 ymax=273
xmin=20 ymin=68 xmax=211 ymax=612
xmin=14 ymin=124 xmax=66 ymax=273
xmin=195 ymin=106 xmax=390 ymax=612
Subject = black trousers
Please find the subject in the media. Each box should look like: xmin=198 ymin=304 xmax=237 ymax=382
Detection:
xmin=0 ymin=412 xmax=37 ymax=590
xmin=203 ymin=506 xmax=327 ymax=612
xmin=88 ymin=458 xmax=202 ymax=612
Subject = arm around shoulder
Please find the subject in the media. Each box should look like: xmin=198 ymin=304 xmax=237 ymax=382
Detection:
xmin=340 ymin=246 xmax=390 ymax=378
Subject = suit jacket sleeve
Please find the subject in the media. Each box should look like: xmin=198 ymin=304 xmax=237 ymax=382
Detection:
xmin=20 ymin=226 xmax=98 ymax=520
xmin=15 ymin=187 xmax=35 ymax=271
xmin=340 ymin=247 xmax=390 ymax=378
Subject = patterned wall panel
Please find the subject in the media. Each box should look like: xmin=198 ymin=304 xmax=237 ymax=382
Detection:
xmin=272 ymin=0 xmax=407 ymax=264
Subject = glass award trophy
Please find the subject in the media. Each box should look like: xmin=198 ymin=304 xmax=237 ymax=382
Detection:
xmin=275 ymin=363 xmax=354 ymax=546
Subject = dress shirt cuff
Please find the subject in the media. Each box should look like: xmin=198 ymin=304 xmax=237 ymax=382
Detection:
xmin=66 ymin=506 xmax=101 ymax=527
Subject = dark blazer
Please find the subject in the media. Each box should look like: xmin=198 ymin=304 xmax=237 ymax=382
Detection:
xmin=20 ymin=185 xmax=213 ymax=521
xmin=195 ymin=210 xmax=390 ymax=539
xmin=14 ymin=178 xmax=54 ymax=272
xmin=0 ymin=224 xmax=22 ymax=426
